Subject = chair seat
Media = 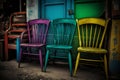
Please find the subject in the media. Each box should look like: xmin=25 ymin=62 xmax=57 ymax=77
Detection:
xmin=77 ymin=47 xmax=107 ymax=54
xmin=21 ymin=43 xmax=45 ymax=47
xmin=47 ymin=45 xmax=72 ymax=49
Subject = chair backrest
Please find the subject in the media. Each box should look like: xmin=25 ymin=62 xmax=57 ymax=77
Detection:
xmin=52 ymin=18 xmax=76 ymax=45
xmin=77 ymin=18 xmax=109 ymax=48
xmin=27 ymin=19 xmax=50 ymax=44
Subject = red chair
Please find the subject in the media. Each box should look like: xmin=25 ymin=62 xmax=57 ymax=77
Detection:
xmin=18 ymin=19 xmax=50 ymax=71
xmin=4 ymin=11 xmax=26 ymax=60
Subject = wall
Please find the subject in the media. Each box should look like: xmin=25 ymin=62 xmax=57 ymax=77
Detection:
xmin=109 ymin=20 xmax=120 ymax=78
xmin=26 ymin=0 xmax=40 ymax=21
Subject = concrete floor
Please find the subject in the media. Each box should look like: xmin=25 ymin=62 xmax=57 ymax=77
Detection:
xmin=0 ymin=58 xmax=107 ymax=80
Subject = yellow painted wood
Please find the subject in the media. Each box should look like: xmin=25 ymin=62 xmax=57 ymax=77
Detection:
xmin=77 ymin=47 xmax=107 ymax=53
xmin=109 ymin=20 xmax=120 ymax=60
xmin=73 ymin=52 xmax=80 ymax=76
xmin=76 ymin=19 xmax=82 ymax=47
xmin=92 ymin=25 xmax=97 ymax=47
xmin=86 ymin=25 xmax=88 ymax=47
xmin=74 ymin=18 xmax=110 ymax=79
xmin=99 ymin=19 xmax=109 ymax=48
xmin=80 ymin=58 xmax=104 ymax=62
xmin=89 ymin=25 xmax=92 ymax=47
xmin=95 ymin=27 xmax=101 ymax=48
xmin=82 ymin=25 xmax=84 ymax=47
xmin=104 ymin=54 xmax=108 ymax=80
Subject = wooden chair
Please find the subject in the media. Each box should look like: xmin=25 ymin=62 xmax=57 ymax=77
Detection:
xmin=73 ymin=18 xmax=110 ymax=79
xmin=4 ymin=11 xmax=27 ymax=61
xmin=43 ymin=18 xmax=76 ymax=76
xmin=18 ymin=19 xmax=50 ymax=71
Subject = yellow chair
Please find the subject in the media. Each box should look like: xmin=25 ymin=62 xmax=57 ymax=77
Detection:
xmin=73 ymin=18 xmax=109 ymax=79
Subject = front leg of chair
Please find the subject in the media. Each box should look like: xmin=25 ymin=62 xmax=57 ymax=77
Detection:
xmin=16 ymin=38 xmax=20 ymax=62
xmin=73 ymin=52 xmax=80 ymax=76
xmin=68 ymin=51 xmax=72 ymax=76
xmin=104 ymin=54 xmax=108 ymax=80
xmin=44 ymin=49 xmax=49 ymax=72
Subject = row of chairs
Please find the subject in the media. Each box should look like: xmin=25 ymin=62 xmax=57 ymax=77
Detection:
xmin=16 ymin=18 xmax=109 ymax=79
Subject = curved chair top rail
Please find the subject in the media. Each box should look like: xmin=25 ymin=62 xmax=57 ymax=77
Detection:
xmin=53 ymin=18 xmax=76 ymax=26
xmin=76 ymin=18 xmax=110 ymax=27
xmin=28 ymin=19 xmax=50 ymax=26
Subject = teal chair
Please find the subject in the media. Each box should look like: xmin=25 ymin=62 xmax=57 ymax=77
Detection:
xmin=44 ymin=18 xmax=76 ymax=76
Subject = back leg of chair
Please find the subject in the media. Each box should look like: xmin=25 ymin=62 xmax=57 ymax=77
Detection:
xmin=68 ymin=51 xmax=72 ymax=76
xmin=39 ymin=49 xmax=43 ymax=71
xmin=104 ymin=54 xmax=108 ymax=80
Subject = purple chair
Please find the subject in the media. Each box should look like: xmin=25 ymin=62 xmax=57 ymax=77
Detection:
xmin=18 ymin=19 xmax=50 ymax=71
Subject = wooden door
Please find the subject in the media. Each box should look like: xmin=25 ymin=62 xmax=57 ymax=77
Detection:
xmin=40 ymin=0 xmax=74 ymax=20
xmin=40 ymin=0 xmax=74 ymax=58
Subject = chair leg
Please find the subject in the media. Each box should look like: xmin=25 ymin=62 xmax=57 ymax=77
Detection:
xmin=16 ymin=38 xmax=20 ymax=62
xmin=104 ymin=54 xmax=108 ymax=80
xmin=4 ymin=34 xmax=8 ymax=60
xmin=39 ymin=50 xmax=43 ymax=71
xmin=73 ymin=52 xmax=80 ymax=76
xmin=18 ymin=49 xmax=22 ymax=68
xmin=68 ymin=52 xmax=72 ymax=76
xmin=43 ymin=49 xmax=49 ymax=72
xmin=5 ymin=48 xmax=8 ymax=61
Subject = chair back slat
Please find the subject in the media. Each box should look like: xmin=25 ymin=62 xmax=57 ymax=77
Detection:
xmin=27 ymin=19 xmax=50 ymax=44
xmin=77 ymin=18 xmax=109 ymax=48
xmin=89 ymin=25 xmax=92 ymax=47
xmin=86 ymin=25 xmax=88 ymax=47
xmin=53 ymin=18 xmax=76 ymax=46
xmin=95 ymin=27 xmax=101 ymax=48
xmin=92 ymin=25 xmax=97 ymax=47
xmin=81 ymin=25 xmax=85 ymax=47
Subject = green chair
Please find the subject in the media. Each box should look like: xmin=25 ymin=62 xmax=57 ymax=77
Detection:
xmin=44 ymin=18 xmax=76 ymax=76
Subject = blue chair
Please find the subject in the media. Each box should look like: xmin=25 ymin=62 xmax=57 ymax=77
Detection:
xmin=44 ymin=18 xmax=76 ymax=76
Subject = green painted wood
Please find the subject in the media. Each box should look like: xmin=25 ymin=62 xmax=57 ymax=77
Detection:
xmin=44 ymin=18 xmax=76 ymax=76
xmin=74 ymin=0 xmax=105 ymax=18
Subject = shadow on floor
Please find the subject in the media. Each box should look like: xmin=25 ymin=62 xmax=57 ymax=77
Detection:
xmin=0 ymin=59 xmax=115 ymax=80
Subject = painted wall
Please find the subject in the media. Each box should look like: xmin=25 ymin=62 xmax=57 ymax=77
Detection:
xmin=26 ymin=0 xmax=106 ymax=60
xmin=26 ymin=0 xmax=39 ymax=21
xmin=109 ymin=20 xmax=120 ymax=77
xmin=74 ymin=0 xmax=105 ymax=18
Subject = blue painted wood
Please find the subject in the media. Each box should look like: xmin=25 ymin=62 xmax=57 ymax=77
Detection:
xmin=41 ymin=0 xmax=74 ymax=20
xmin=16 ymin=38 xmax=20 ymax=62
xmin=41 ymin=0 xmax=74 ymax=45
xmin=41 ymin=0 xmax=66 ymax=20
